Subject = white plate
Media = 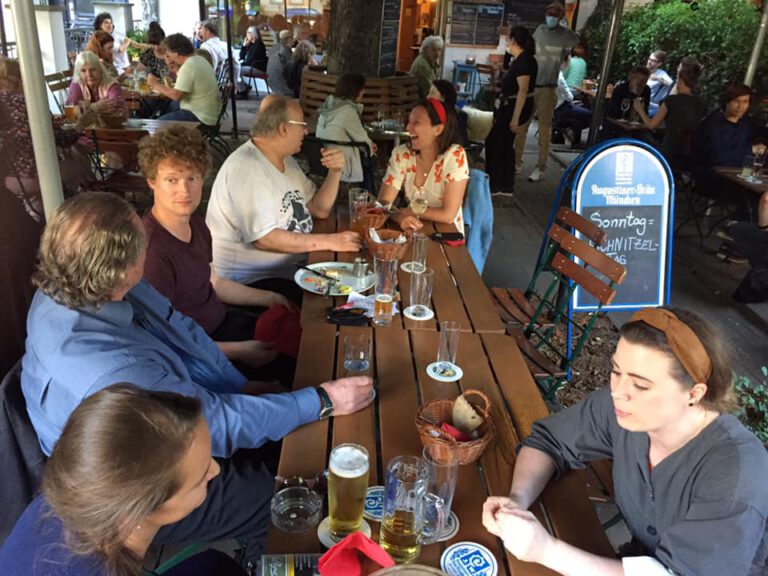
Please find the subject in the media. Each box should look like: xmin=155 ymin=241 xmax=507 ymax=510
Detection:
xmin=294 ymin=262 xmax=375 ymax=296
xmin=426 ymin=362 xmax=463 ymax=383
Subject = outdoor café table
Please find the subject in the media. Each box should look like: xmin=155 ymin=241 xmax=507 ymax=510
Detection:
xmin=299 ymin=210 xmax=504 ymax=334
xmin=605 ymin=117 xmax=649 ymax=133
xmin=713 ymin=166 xmax=768 ymax=197
xmin=115 ymin=118 xmax=200 ymax=135
xmin=264 ymin=323 xmax=615 ymax=574
xmin=365 ymin=122 xmax=411 ymax=148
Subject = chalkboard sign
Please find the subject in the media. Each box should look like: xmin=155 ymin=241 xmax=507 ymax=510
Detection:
xmin=450 ymin=1 xmax=504 ymax=47
xmin=378 ymin=0 xmax=402 ymax=77
xmin=504 ymin=0 xmax=549 ymax=30
xmin=571 ymin=143 xmax=673 ymax=311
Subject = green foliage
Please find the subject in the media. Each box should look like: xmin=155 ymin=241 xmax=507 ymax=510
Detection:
xmin=581 ymin=0 xmax=766 ymax=106
xmin=126 ymin=29 xmax=147 ymax=61
xmin=734 ymin=366 xmax=768 ymax=445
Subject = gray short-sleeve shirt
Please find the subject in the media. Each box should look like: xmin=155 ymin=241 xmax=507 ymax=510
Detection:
xmin=522 ymin=387 xmax=768 ymax=576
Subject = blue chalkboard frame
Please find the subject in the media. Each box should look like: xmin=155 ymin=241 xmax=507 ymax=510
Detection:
xmin=540 ymin=138 xmax=675 ymax=312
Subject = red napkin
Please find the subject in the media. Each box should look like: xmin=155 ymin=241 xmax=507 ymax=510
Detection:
xmin=443 ymin=239 xmax=466 ymax=247
xmin=318 ymin=531 xmax=395 ymax=576
xmin=253 ymin=305 xmax=302 ymax=359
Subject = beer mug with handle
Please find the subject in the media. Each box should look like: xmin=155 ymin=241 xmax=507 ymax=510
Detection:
xmin=379 ymin=455 xmax=444 ymax=564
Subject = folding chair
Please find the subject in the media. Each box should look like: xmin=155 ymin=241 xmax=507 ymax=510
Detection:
xmin=45 ymin=70 xmax=73 ymax=114
xmin=491 ymin=209 xmax=625 ymax=400
xmin=301 ymin=134 xmax=374 ymax=191
xmin=84 ymin=127 xmax=152 ymax=206
xmin=200 ymin=84 xmax=233 ymax=162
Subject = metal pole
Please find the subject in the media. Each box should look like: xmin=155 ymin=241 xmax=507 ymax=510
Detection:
xmin=284 ymin=0 xmax=288 ymax=18
xmin=199 ymin=0 xmax=206 ymax=21
xmin=744 ymin=0 xmax=768 ymax=86
xmin=587 ymin=0 xmax=625 ymax=146
xmin=0 ymin=4 xmax=8 ymax=56
xmin=10 ymin=0 xmax=64 ymax=220
xmin=223 ymin=0 xmax=238 ymax=135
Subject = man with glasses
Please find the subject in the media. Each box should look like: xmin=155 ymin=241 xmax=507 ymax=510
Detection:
xmin=646 ymin=50 xmax=673 ymax=117
xmin=206 ymin=95 xmax=361 ymax=298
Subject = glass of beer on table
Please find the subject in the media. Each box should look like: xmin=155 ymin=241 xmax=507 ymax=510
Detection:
xmin=349 ymin=187 xmax=370 ymax=236
xmin=328 ymin=443 xmax=370 ymax=541
xmin=63 ymin=104 xmax=78 ymax=123
xmin=379 ymin=455 xmax=430 ymax=563
xmin=374 ymin=256 xmax=398 ymax=326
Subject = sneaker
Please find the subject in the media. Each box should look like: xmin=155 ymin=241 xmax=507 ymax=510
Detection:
xmin=715 ymin=227 xmax=735 ymax=243
xmin=528 ymin=167 xmax=543 ymax=182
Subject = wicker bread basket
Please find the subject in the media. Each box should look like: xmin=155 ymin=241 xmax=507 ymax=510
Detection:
xmin=415 ymin=389 xmax=494 ymax=465
xmin=361 ymin=207 xmax=389 ymax=231
xmin=368 ymin=229 xmax=412 ymax=261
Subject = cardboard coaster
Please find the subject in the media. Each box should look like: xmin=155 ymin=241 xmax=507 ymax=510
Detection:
xmin=441 ymin=542 xmax=498 ymax=576
xmin=317 ymin=516 xmax=372 ymax=549
xmin=403 ymin=306 xmax=435 ymax=321
xmin=400 ymin=261 xmax=426 ymax=273
xmin=438 ymin=511 xmax=460 ymax=542
xmin=363 ymin=486 xmax=385 ymax=521
xmin=426 ymin=361 xmax=463 ymax=383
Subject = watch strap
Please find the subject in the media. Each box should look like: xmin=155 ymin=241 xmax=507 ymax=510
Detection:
xmin=316 ymin=386 xmax=334 ymax=420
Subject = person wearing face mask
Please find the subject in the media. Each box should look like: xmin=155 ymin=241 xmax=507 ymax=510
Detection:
xmin=514 ymin=2 xmax=578 ymax=183
xmin=485 ymin=26 xmax=537 ymax=195
xmin=483 ymin=308 xmax=768 ymax=576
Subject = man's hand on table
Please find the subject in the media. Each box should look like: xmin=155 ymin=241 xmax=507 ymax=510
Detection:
xmin=326 ymin=230 xmax=362 ymax=252
xmin=319 ymin=376 xmax=374 ymax=415
xmin=319 ymin=147 xmax=345 ymax=172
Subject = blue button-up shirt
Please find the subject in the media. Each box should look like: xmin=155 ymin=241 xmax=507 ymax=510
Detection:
xmin=22 ymin=279 xmax=319 ymax=457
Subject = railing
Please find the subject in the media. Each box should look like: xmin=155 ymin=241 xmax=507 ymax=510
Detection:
xmin=1 ymin=42 xmax=17 ymax=58
xmin=64 ymin=27 xmax=91 ymax=54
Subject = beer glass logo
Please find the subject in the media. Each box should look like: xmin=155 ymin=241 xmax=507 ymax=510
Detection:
xmin=615 ymin=152 xmax=634 ymax=185
xmin=442 ymin=542 xmax=497 ymax=576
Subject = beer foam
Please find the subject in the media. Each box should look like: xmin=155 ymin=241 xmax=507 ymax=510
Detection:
xmin=330 ymin=445 xmax=369 ymax=478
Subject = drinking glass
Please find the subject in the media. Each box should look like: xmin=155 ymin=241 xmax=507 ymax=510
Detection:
xmin=374 ymin=256 xmax=398 ymax=326
xmin=437 ymin=321 xmax=460 ymax=365
xmin=405 ymin=268 xmax=434 ymax=320
xmin=620 ymin=98 xmax=630 ymax=120
xmin=63 ymin=104 xmax=78 ymax=123
xmin=379 ymin=455 xmax=430 ymax=564
xmin=742 ymin=155 xmax=757 ymax=179
xmin=402 ymin=232 xmax=428 ymax=274
xmin=349 ymin=187 xmax=370 ymax=236
xmin=421 ymin=446 xmax=457 ymax=544
xmin=409 ymin=188 xmax=428 ymax=222
xmin=753 ymin=151 xmax=765 ymax=178
xmin=328 ymin=443 xmax=370 ymax=541
xmin=344 ymin=333 xmax=372 ymax=377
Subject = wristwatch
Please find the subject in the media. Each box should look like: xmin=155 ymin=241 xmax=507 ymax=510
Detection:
xmin=316 ymin=386 xmax=334 ymax=420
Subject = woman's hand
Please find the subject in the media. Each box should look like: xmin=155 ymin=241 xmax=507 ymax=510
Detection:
xmin=91 ymin=99 xmax=117 ymax=115
xmin=482 ymin=496 xmax=523 ymax=537
xmin=399 ymin=215 xmax=424 ymax=232
xmin=509 ymin=119 xmax=520 ymax=133
xmin=495 ymin=508 xmax=555 ymax=564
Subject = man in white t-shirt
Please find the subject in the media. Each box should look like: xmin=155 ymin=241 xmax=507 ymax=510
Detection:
xmin=149 ymin=33 xmax=220 ymax=126
xmin=206 ymin=95 xmax=361 ymax=294
xmin=199 ymin=20 xmax=240 ymax=82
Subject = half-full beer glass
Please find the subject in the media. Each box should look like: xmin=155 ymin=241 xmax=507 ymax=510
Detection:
xmin=379 ymin=456 xmax=429 ymax=563
xmin=328 ymin=443 xmax=370 ymax=541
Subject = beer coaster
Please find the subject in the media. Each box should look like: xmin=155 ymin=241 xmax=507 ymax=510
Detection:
xmin=363 ymin=486 xmax=385 ymax=521
xmin=437 ymin=511 xmax=460 ymax=542
xmin=403 ymin=306 xmax=435 ymax=321
xmin=441 ymin=542 xmax=498 ymax=576
xmin=317 ymin=516 xmax=371 ymax=549
xmin=400 ymin=261 xmax=425 ymax=273
xmin=426 ymin=362 xmax=463 ymax=383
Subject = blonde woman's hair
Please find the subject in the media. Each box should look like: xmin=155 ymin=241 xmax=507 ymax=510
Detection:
xmin=73 ymin=50 xmax=114 ymax=87
xmin=0 ymin=56 xmax=22 ymax=91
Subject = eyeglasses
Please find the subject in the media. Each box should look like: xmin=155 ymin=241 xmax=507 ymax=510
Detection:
xmin=275 ymin=470 xmax=328 ymax=494
xmin=286 ymin=120 xmax=308 ymax=128
xmin=648 ymin=58 xmax=660 ymax=64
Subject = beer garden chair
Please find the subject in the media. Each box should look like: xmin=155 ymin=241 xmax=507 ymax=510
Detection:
xmin=490 ymin=208 xmax=626 ymax=401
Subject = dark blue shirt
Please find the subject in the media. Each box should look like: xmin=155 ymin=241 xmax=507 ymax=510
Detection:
xmin=0 ymin=496 xmax=103 ymax=576
xmin=21 ymin=280 xmax=319 ymax=458
xmin=695 ymin=109 xmax=753 ymax=169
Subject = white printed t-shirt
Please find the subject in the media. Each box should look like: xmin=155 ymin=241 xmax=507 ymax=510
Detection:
xmin=382 ymin=143 xmax=469 ymax=230
xmin=206 ymin=139 xmax=316 ymax=284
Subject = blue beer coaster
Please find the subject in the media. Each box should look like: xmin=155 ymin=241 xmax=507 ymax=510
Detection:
xmin=426 ymin=361 xmax=463 ymax=383
xmin=437 ymin=511 xmax=460 ymax=542
xmin=363 ymin=486 xmax=385 ymax=521
xmin=317 ymin=516 xmax=371 ymax=549
xmin=440 ymin=542 xmax=498 ymax=576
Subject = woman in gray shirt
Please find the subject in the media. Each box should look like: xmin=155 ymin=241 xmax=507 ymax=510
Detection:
xmin=483 ymin=308 xmax=768 ymax=576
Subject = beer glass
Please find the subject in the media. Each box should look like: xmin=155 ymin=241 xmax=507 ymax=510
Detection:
xmin=437 ymin=321 xmax=460 ymax=364
xmin=404 ymin=268 xmax=433 ymax=320
xmin=374 ymin=256 xmax=398 ymax=326
xmin=63 ymin=104 xmax=78 ymax=123
xmin=379 ymin=455 xmax=429 ymax=563
xmin=344 ymin=333 xmax=372 ymax=377
xmin=328 ymin=443 xmax=370 ymax=541
xmin=421 ymin=447 xmax=457 ymax=544
xmin=349 ymin=187 xmax=370 ymax=235
xmin=402 ymin=232 xmax=428 ymax=273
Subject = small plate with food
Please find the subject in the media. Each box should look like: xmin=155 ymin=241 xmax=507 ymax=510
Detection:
xmin=294 ymin=262 xmax=375 ymax=296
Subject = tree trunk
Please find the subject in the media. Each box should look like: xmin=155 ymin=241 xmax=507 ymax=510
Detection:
xmin=327 ymin=0 xmax=386 ymax=76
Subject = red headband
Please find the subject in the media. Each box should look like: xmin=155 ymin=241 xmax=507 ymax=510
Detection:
xmin=426 ymin=98 xmax=447 ymax=124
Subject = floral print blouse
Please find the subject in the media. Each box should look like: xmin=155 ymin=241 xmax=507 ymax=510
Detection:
xmin=382 ymin=143 xmax=470 ymax=229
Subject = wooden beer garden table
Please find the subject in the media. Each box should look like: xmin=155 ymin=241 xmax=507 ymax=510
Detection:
xmin=713 ymin=166 xmax=768 ymax=196
xmin=266 ymin=212 xmax=615 ymax=574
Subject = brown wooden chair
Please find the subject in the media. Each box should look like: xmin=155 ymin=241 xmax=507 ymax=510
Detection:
xmin=491 ymin=208 xmax=626 ymax=400
xmin=45 ymin=69 xmax=74 ymax=114
xmin=84 ymin=127 xmax=151 ymax=206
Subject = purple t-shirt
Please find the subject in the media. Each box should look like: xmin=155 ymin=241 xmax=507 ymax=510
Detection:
xmin=142 ymin=211 xmax=226 ymax=334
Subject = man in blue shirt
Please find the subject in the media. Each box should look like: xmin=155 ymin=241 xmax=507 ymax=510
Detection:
xmin=22 ymin=191 xmax=373 ymax=558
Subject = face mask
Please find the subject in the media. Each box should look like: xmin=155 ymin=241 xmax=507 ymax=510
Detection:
xmin=546 ymin=15 xmax=560 ymax=28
